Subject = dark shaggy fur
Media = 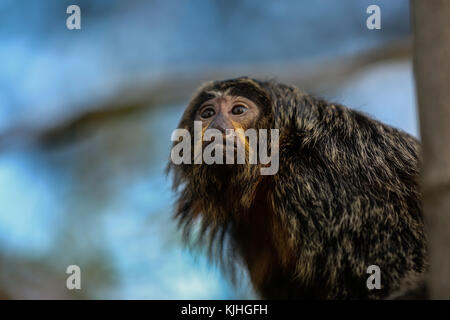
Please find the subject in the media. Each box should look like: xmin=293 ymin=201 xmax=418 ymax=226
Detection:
xmin=167 ymin=77 xmax=428 ymax=299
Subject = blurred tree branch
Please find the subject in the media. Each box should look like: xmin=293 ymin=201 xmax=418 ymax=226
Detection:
xmin=412 ymin=0 xmax=450 ymax=299
xmin=0 ymin=39 xmax=411 ymax=149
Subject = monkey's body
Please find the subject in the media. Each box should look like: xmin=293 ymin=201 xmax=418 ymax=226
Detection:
xmin=169 ymin=77 xmax=427 ymax=299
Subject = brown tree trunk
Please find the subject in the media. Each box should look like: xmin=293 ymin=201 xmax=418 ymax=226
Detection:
xmin=412 ymin=0 xmax=450 ymax=299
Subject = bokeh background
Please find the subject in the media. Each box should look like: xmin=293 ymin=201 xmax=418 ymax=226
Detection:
xmin=0 ymin=0 xmax=415 ymax=299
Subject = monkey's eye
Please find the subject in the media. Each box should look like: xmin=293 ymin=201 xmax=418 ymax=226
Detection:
xmin=200 ymin=107 xmax=215 ymax=119
xmin=232 ymin=105 xmax=248 ymax=115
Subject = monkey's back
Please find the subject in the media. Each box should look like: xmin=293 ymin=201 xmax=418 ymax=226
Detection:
xmin=268 ymin=93 xmax=427 ymax=299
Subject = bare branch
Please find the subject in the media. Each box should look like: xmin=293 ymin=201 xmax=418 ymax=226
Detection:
xmin=412 ymin=0 xmax=450 ymax=299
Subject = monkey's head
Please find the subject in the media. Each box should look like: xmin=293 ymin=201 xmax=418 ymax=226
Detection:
xmin=173 ymin=78 xmax=275 ymax=172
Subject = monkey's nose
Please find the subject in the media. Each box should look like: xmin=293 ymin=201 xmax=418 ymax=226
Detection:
xmin=209 ymin=116 xmax=233 ymax=134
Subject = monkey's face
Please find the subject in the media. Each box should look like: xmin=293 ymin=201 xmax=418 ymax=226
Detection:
xmin=171 ymin=77 xmax=273 ymax=178
xmin=195 ymin=94 xmax=261 ymax=149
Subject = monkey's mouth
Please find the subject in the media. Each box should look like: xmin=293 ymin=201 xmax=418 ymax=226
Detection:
xmin=200 ymin=139 xmax=242 ymax=162
xmin=205 ymin=136 xmax=239 ymax=150
xmin=223 ymin=141 xmax=239 ymax=151
xmin=203 ymin=142 xmax=238 ymax=154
